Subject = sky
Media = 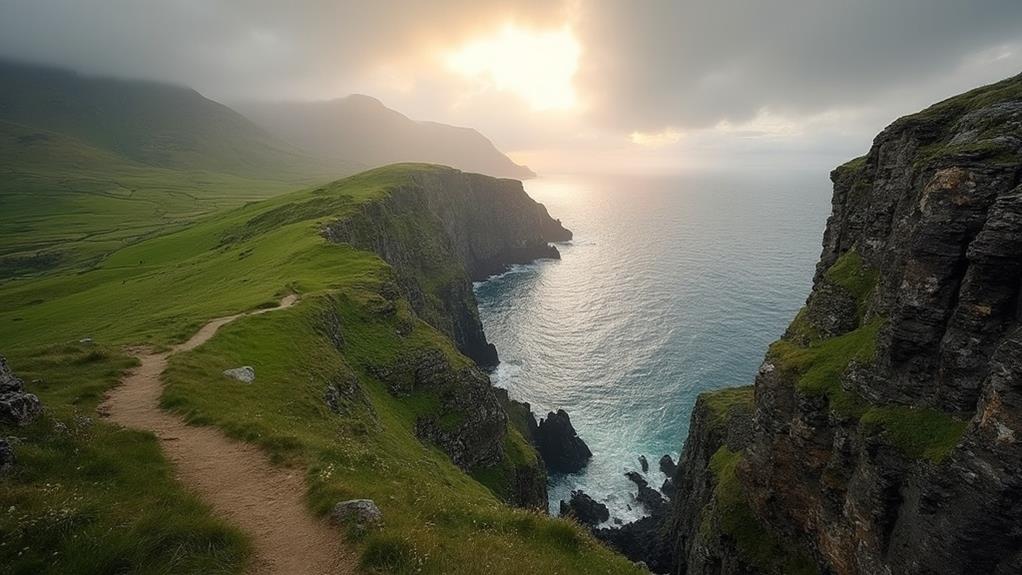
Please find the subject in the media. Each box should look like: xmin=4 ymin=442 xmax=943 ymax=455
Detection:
xmin=1 ymin=0 xmax=1021 ymax=174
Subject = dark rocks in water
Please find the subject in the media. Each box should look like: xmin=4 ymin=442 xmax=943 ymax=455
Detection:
xmin=0 ymin=356 xmax=42 ymax=427
xmin=331 ymin=499 xmax=382 ymax=531
xmin=626 ymin=471 xmax=667 ymax=516
xmin=638 ymin=455 xmax=649 ymax=472
xmin=535 ymin=409 xmax=592 ymax=473
xmin=0 ymin=438 xmax=13 ymax=474
xmin=559 ymin=490 xmax=610 ymax=527
xmin=661 ymin=477 xmax=676 ymax=499
xmin=659 ymin=454 xmax=677 ymax=477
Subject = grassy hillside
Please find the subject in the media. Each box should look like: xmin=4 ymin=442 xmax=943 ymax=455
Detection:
xmin=0 ymin=60 xmax=357 ymax=178
xmin=0 ymin=61 xmax=365 ymax=279
xmin=236 ymin=95 xmax=535 ymax=179
xmin=0 ymin=164 xmax=639 ymax=574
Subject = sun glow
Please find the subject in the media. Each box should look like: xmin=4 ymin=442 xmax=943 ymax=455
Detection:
xmin=446 ymin=25 xmax=580 ymax=111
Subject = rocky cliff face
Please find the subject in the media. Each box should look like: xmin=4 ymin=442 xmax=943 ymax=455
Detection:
xmin=666 ymin=74 xmax=1022 ymax=575
xmin=320 ymin=166 xmax=567 ymax=509
xmin=323 ymin=165 xmax=570 ymax=367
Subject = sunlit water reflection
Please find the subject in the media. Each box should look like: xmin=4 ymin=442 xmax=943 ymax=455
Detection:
xmin=474 ymin=172 xmax=831 ymax=522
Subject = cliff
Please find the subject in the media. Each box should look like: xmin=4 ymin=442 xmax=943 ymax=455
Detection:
xmin=318 ymin=164 xmax=569 ymax=508
xmin=323 ymin=164 xmax=571 ymax=367
xmin=664 ymin=74 xmax=1022 ymax=574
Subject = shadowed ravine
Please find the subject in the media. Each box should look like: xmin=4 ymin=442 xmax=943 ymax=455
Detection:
xmin=99 ymin=295 xmax=355 ymax=575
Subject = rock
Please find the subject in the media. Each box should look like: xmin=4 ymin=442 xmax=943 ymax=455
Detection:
xmin=658 ymin=76 xmax=1022 ymax=575
xmin=330 ymin=499 xmax=382 ymax=530
xmin=534 ymin=409 xmax=592 ymax=473
xmin=0 ymin=438 xmax=13 ymax=474
xmin=559 ymin=490 xmax=610 ymax=527
xmin=0 ymin=356 xmax=42 ymax=426
xmin=626 ymin=471 xmax=667 ymax=516
xmin=638 ymin=455 xmax=649 ymax=472
xmin=222 ymin=366 xmax=255 ymax=383
xmin=594 ymin=515 xmax=672 ymax=572
xmin=661 ymin=477 xmax=676 ymax=499
xmin=659 ymin=454 xmax=677 ymax=477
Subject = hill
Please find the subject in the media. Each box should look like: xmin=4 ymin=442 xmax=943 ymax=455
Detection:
xmin=0 ymin=61 xmax=363 ymax=278
xmin=0 ymin=60 xmax=356 ymax=178
xmin=0 ymin=164 xmax=634 ymax=574
xmin=236 ymin=95 xmax=535 ymax=179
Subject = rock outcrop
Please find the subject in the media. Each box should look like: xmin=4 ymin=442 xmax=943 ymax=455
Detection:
xmin=322 ymin=166 xmax=571 ymax=368
xmin=559 ymin=490 xmax=610 ymax=527
xmin=659 ymin=73 xmax=1022 ymax=574
xmin=535 ymin=409 xmax=593 ymax=473
xmin=0 ymin=355 xmax=42 ymax=426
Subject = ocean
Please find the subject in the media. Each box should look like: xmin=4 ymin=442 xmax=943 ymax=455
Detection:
xmin=474 ymin=171 xmax=832 ymax=521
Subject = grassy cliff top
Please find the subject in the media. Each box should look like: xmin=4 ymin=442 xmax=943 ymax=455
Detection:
xmin=1 ymin=163 xmax=640 ymax=574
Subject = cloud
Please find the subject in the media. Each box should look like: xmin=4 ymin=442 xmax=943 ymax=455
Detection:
xmin=1 ymin=0 xmax=1020 ymax=172
xmin=573 ymin=0 xmax=1022 ymax=131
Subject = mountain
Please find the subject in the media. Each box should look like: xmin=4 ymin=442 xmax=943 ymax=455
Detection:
xmin=611 ymin=74 xmax=1022 ymax=574
xmin=0 ymin=59 xmax=357 ymax=179
xmin=236 ymin=95 xmax=536 ymax=179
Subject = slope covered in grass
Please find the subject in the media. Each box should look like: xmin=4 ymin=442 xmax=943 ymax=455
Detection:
xmin=1 ymin=164 xmax=639 ymax=574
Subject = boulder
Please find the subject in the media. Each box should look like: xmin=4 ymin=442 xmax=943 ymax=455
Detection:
xmin=331 ymin=499 xmax=382 ymax=530
xmin=222 ymin=366 xmax=255 ymax=383
xmin=0 ymin=356 xmax=42 ymax=426
xmin=658 ymin=454 xmax=677 ymax=477
xmin=638 ymin=455 xmax=649 ymax=472
xmin=535 ymin=409 xmax=592 ymax=473
xmin=559 ymin=490 xmax=610 ymax=527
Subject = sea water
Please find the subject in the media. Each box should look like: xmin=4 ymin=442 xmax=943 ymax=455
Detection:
xmin=474 ymin=171 xmax=831 ymax=522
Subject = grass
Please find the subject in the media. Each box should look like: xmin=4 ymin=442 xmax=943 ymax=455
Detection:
xmin=771 ymin=249 xmax=969 ymax=461
xmin=0 ymin=344 xmax=249 ymax=575
xmin=1 ymin=163 xmax=641 ymax=574
xmin=770 ymin=319 xmax=881 ymax=418
xmin=700 ymin=447 xmax=818 ymax=575
xmin=824 ymin=249 xmax=878 ymax=307
xmin=700 ymin=386 xmax=754 ymax=431
xmin=860 ymin=407 xmax=969 ymax=463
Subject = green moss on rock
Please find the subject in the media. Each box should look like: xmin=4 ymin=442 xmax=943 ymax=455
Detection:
xmin=860 ymin=406 xmax=969 ymax=463
xmin=701 ymin=386 xmax=755 ymax=431
xmin=701 ymin=447 xmax=819 ymax=575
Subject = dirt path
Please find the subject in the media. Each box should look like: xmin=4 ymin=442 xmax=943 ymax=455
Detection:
xmin=100 ymin=295 xmax=356 ymax=575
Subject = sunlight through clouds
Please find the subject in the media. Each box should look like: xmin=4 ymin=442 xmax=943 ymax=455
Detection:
xmin=445 ymin=24 xmax=581 ymax=111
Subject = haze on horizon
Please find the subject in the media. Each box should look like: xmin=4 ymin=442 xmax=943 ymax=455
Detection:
xmin=2 ymin=0 xmax=1021 ymax=175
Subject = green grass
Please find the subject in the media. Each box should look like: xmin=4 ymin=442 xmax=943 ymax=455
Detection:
xmin=860 ymin=407 xmax=969 ymax=463
xmin=0 ymin=120 xmax=325 ymax=279
xmin=700 ymin=386 xmax=754 ymax=431
xmin=770 ymin=319 xmax=881 ymax=418
xmin=700 ymin=447 xmax=818 ymax=575
xmin=824 ymin=249 xmax=877 ymax=306
xmin=2 ymin=164 xmax=640 ymax=574
xmin=0 ymin=344 xmax=249 ymax=575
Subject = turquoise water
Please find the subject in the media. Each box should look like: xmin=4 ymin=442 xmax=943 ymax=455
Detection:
xmin=474 ymin=172 xmax=831 ymax=521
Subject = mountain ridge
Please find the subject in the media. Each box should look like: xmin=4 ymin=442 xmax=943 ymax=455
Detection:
xmin=235 ymin=95 xmax=536 ymax=180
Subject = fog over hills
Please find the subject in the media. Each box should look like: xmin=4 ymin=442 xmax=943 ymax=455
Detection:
xmin=236 ymin=95 xmax=535 ymax=180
